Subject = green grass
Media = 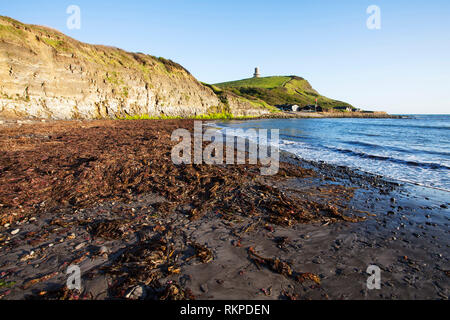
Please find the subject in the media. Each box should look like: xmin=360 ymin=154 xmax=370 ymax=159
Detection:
xmin=0 ymin=24 xmax=26 ymax=40
xmin=215 ymin=76 xmax=294 ymax=89
xmin=215 ymin=76 xmax=353 ymax=111
xmin=42 ymin=37 xmax=69 ymax=51
xmin=105 ymin=71 xmax=123 ymax=86
xmin=118 ymin=114 xmax=181 ymax=120
xmin=201 ymin=82 xmax=223 ymax=94
xmin=118 ymin=111 xmax=261 ymax=121
xmin=122 ymin=86 xmax=129 ymax=98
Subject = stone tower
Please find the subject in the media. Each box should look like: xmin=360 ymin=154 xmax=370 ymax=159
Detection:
xmin=253 ymin=67 xmax=260 ymax=78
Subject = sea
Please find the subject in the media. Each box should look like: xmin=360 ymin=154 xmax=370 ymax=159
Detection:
xmin=217 ymin=115 xmax=450 ymax=192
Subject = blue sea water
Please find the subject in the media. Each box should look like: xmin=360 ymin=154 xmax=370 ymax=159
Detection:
xmin=217 ymin=115 xmax=450 ymax=191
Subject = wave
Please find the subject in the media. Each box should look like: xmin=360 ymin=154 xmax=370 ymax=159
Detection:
xmin=341 ymin=140 xmax=450 ymax=157
xmin=365 ymin=123 xmax=450 ymax=131
xmin=320 ymin=145 xmax=450 ymax=171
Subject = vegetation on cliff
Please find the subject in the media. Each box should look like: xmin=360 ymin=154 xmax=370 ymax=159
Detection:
xmin=215 ymin=76 xmax=353 ymax=111
xmin=0 ymin=16 xmax=274 ymax=120
xmin=0 ymin=16 xmax=359 ymax=120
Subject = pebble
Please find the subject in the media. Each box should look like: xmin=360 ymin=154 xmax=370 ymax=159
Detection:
xmin=125 ymin=285 xmax=146 ymax=300
xmin=200 ymin=283 xmax=209 ymax=293
xmin=4 ymin=223 xmax=10 ymax=228
xmin=11 ymin=229 xmax=20 ymax=235
xmin=75 ymin=243 xmax=86 ymax=250
xmin=99 ymin=246 xmax=109 ymax=254
xmin=312 ymin=257 xmax=323 ymax=264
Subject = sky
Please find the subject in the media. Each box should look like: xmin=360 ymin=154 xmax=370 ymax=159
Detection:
xmin=1 ymin=0 xmax=449 ymax=114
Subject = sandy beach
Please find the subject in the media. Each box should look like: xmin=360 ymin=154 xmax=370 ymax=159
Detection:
xmin=0 ymin=120 xmax=448 ymax=300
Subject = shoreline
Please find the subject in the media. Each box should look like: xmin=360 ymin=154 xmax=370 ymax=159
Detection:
xmin=0 ymin=120 xmax=448 ymax=300
xmin=0 ymin=112 xmax=403 ymax=126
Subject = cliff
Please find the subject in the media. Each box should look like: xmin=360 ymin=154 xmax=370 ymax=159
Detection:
xmin=0 ymin=16 xmax=271 ymax=120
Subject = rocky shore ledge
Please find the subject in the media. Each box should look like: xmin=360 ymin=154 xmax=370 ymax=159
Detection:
xmin=0 ymin=120 xmax=448 ymax=300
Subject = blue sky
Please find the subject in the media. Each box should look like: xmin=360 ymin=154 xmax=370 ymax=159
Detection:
xmin=2 ymin=0 xmax=449 ymax=114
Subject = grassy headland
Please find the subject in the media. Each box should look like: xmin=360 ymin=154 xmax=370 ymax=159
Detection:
xmin=214 ymin=76 xmax=354 ymax=111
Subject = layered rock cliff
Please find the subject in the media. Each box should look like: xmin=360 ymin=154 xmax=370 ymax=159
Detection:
xmin=0 ymin=16 xmax=270 ymax=120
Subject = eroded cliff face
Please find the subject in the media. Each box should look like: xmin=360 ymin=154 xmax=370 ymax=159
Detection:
xmin=0 ymin=16 xmax=269 ymax=120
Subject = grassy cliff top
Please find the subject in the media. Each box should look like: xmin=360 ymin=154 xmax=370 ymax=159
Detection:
xmin=215 ymin=76 xmax=297 ymax=89
xmin=0 ymin=16 xmax=193 ymax=78
xmin=215 ymin=76 xmax=352 ymax=110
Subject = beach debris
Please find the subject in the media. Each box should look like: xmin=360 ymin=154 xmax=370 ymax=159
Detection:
xmin=74 ymin=243 xmax=86 ymax=250
xmin=281 ymin=291 xmax=299 ymax=300
xmin=30 ymin=287 xmax=82 ymax=300
xmin=0 ymin=280 xmax=16 ymax=289
xmin=187 ymin=242 xmax=213 ymax=264
xmin=100 ymin=235 xmax=179 ymax=298
xmin=0 ymin=120 xmax=366 ymax=300
xmin=248 ymin=247 xmax=292 ymax=276
xmin=200 ymin=283 xmax=208 ymax=293
xmin=98 ymin=245 xmax=109 ymax=255
xmin=160 ymin=282 xmax=195 ymax=300
xmin=0 ymin=290 xmax=11 ymax=299
xmin=125 ymin=285 xmax=147 ymax=300
xmin=274 ymin=236 xmax=290 ymax=252
xmin=19 ymin=250 xmax=37 ymax=262
xmin=296 ymin=273 xmax=321 ymax=285
xmin=0 ymin=120 xmax=359 ymax=230
xmin=260 ymin=287 xmax=272 ymax=296
xmin=167 ymin=266 xmax=181 ymax=275
xmin=233 ymin=238 xmax=242 ymax=247
xmin=11 ymin=229 xmax=20 ymax=235
xmin=22 ymin=271 xmax=59 ymax=290
xmin=248 ymin=247 xmax=321 ymax=286
xmin=87 ymin=219 xmax=131 ymax=240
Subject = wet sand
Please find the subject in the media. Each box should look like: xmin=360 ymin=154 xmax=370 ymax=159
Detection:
xmin=0 ymin=120 xmax=448 ymax=300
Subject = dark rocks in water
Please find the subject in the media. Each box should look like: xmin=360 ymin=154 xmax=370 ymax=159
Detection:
xmin=440 ymin=204 xmax=448 ymax=209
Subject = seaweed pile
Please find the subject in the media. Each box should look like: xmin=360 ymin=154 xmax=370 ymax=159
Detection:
xmin=101 ymin=230 xmax=209 ymax=300
xmin=248 ymin=247 xmax=321 ymax=285
xmin=0 ymin=120 xmax=358 ymax=226
xmin=0 ymin=120 xmax=365 ymax=300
